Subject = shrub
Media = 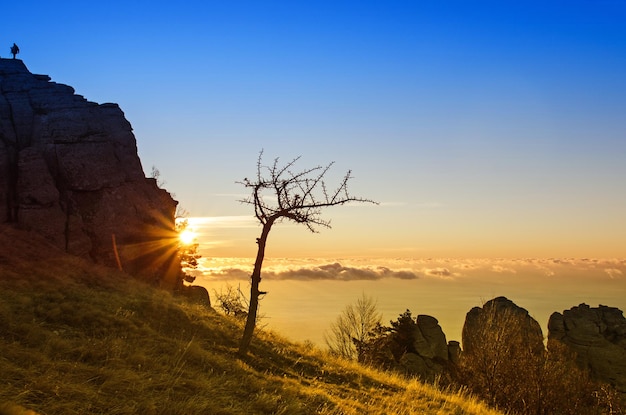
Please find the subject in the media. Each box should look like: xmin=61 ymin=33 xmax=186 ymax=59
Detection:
xmin=325 ymin=293 xmax=382 ymax=360
xmin=213 ymin=284 xmax=248 ymax=319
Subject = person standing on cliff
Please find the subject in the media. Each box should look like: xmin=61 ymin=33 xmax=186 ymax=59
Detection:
xmin=10 ymin=43 xmax=19 ymax=59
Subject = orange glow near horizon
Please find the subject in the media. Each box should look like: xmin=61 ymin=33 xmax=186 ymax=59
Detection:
xmin=186 ymin=215 xmax=626 ymax=260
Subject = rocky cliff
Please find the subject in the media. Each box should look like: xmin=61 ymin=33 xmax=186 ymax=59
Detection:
xmin=548 ymin=304 xmax=626 ymax=394
xmin=0 ymin=58 xmax=180 ymax=287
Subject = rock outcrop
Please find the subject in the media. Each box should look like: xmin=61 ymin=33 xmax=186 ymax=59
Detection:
xmin=0 ymin=58 xmax=179 ymax=287
xmin=462 ymin=297 xmax=545 ymax=357
xmin=548 ymin=304 xmax=626 ymax=393
xmin=397 ymin=314 xmax=459 ymax=381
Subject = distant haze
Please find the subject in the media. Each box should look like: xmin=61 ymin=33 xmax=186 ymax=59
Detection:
xmin=192 ymin=257 xmax=626 ymax=345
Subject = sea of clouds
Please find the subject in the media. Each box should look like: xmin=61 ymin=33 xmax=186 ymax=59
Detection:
xmin=190 ymin=257 xmax=625 ymax=282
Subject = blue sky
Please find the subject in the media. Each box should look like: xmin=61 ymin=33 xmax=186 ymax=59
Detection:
xmin=5 ymin=1 xmax=626 ymax=258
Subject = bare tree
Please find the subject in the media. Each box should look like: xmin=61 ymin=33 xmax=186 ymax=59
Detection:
xmin=237 ymin=151 xmax=376 ymax=356
xmin=149 ymin=165 xmax=166 ymax=188
xmin=325 ymin=293 xmax=382 ymax=360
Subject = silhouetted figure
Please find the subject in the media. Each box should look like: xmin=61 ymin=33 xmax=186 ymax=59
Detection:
xmin=10 ymin=43 xmax=19 ymax=59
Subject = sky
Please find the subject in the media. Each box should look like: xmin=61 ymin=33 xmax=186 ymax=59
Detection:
xmin=4 ymin=0 xmax=626 ymax=259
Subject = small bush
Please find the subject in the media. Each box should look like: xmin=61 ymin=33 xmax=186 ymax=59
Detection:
xmin=325 ymin=293 xmax=382 ymax=361
xmin=213 ymin=284 xmax=248 ymax=319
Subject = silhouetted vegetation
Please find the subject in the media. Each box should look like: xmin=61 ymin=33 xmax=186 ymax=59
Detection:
xmin=213 ymin=284 xmax=248 ymax=319
xmin=332 ymin=297 xmax=624 ymax=415
xmin=237 ymin=151 xmax=376 ymax=356
xmin=175 ymin=218 xmax=201 ymax=281
xmin=325 ymin=293 xmax=382 ymax=360
xmin=351 ymin=310 xmax=454 ymax=379
xmin=149 ymin=165 xmax=165 ymax=187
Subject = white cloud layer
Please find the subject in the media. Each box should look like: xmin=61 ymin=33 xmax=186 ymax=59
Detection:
xmin=199 ymin=261 xmax=419 ymax=281
xmin=193 ymin=257 xmax=626 ymax=284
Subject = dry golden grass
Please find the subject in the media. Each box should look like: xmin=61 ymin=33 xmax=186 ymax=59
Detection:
xmin=0 ymin=224 xmax=502 ymax=415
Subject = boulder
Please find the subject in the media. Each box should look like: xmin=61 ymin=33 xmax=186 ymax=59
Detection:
xmin=414 ymin=314 xmax=449 ymax=361
xmin=462 ymin=296 xmax=544 ymax=357
xmin=397 ymin=314 xmax=452 ymax=381
xmin=181 ymin=285 xmax=212 ymax=307
xmin=399 ymin=352 xmax=443 ymax=383
xmin=0 ymin=58 xmax=180 ymax=287
xmin=548 ymin=304 xmax=626 ymax=393
xmin=447 ymin=340 xmax=461 ymax=366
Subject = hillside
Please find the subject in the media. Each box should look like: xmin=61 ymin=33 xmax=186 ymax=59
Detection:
xmin=0 ymin=224 xmax=502 ymax=415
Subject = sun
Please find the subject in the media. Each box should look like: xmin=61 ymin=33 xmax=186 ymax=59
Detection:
xmin=179 ymin=229 xmax=196 ymax=245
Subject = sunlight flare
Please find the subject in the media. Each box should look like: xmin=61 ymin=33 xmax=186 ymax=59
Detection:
xmin=179 ymin=229 xmax=197 ymax=245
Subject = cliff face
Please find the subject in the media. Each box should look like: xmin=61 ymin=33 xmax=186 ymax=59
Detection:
xmin=0 ymin=58 xmax=180 ymax=287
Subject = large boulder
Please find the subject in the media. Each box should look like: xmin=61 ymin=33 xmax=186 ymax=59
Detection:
xmin=396 ymin=314 xmax=456 ymax=381
xmin=462 ymin=296 xmax=545 ymax=357
xmin=413 ymin=314 xmax=449 ymax=361
xmin=0 ymin=58 xmax=180 ymax=287
xmin=548 ymin=304 xmax=626 ymax=393
xmin=460 ymin=297 xmax=547 ymax=412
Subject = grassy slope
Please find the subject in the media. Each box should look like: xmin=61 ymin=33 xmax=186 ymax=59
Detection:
xmin=0 ymin=225 xmax=502 ymax=415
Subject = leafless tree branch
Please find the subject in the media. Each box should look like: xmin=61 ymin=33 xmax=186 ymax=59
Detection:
xmin=237 ymin=151 xmax=377 ymax=356
xmin=237 ymin=151 xmax=376 ymax=232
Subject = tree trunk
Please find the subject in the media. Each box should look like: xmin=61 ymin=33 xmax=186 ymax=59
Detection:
xmin=238 ymin=219 xmax=274 ymax=356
